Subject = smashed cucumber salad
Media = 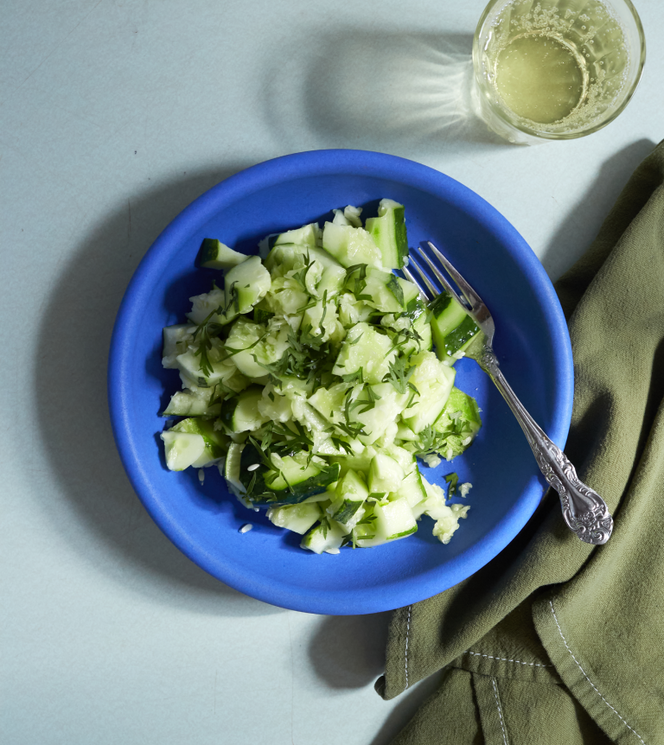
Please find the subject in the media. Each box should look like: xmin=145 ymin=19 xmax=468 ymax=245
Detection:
xmin=160 ymin=199 xmax=483 ymax=554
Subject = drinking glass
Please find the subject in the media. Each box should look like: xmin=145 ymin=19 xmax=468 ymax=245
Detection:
xmin=472 ymin=0 xmax=646 ymax=144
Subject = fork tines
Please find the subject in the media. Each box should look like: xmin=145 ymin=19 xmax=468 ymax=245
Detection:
xmin=425 ymin=241 xmax=482 ymax=312
xmin=402 ymin=259 xmax=435 ymax=301
xmin=403 ymin=242 xmax=468 ymax=310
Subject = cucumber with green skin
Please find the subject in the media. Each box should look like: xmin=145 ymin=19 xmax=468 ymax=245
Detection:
xmin=380 ymin=301 xmax=432 ymax=357
xmin=345 ymin=265 xmax=405 ymax=313
xmin=266 ymin=502 xmax=322 ymax=535
xmin=300 ymin=519 xmax=347 ymax=554
xmin=198 ymin=238 xmax=249 ymax=270
xmin=163 ymin=418 xmax=228 ymax=470
xmin=224 ymin=441 xmax=245 ymax=496
xmin=352 ymin=497 xmax=418 ymax=548
xmin=161 ymin=389 xmax=221 ymax=418
xmin=365 ymin=198 xmax=409 ymax=270
xmin=259 ymin=222 xmax=321 ymax=256
xmin=430 ymin=291 xmax=482 ymax=360
xmin=169 ymin=416 xmax=227 ymax=458
xmin=219 ymin=386 xmax=268 ymax=433
xmin=368 ymin=452 xmax=405 ymax=494
xmin=237 ymin=443 xmax=341 ymax=506
xmin=160 ymin=431 xmax=207 ymax=471
xmin=344 ymin=263 xmax=420 ymax=314
xmin=321 ymin=222 xmax=384 ymax=269
xmin=224 ymin=255 xmax=271 ymax=315
xmin=328 ymin=469 xmax=370 ymax=530
xmin=431 ymin=387 xmax=482 ymax=459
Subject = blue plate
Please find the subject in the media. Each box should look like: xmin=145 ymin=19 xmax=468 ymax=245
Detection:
xmin=108 ymin=149 xmax=573 ymax=615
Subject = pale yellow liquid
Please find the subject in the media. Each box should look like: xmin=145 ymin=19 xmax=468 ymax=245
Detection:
xmin=495 ymin=34 xmax=587 ymax=123
xmin=480 ymin=0 xmax=630 ymax=133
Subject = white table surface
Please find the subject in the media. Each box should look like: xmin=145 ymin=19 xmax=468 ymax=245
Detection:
xmin=2 ymin=1 xmax=662 ymax=743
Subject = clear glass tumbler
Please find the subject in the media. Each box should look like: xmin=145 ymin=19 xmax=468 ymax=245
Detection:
xmin=472 ymin=0 xmax=646 ymax=144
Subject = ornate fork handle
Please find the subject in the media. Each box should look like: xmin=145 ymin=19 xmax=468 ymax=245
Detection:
xmin=479 ymin=348 xmax=613 ymax=545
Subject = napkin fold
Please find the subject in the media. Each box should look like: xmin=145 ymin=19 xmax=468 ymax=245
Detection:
xmin=376 ymin=141 xmax=664 ymax=744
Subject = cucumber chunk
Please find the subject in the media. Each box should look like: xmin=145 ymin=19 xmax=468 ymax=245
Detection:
xmin=401 ymin=351 xmax=456 ymax=433
xmin=431 ymin=387 xmax=482 ymax=460
xmin=430 ymin=291 xmax=482 ymax=361
xmin=381 ymin=305 xmax=433 ymax=358
xmin=198 ymin=238 xmax=249 ymax=270
xmin=224 ymin=441 xmax=245 ymax=496
xmin=162 ymin=324 xmax=196 ymax=368
xmin=238 ymin=444 xmax=341 ymax=507
xmin=301 ymin=519 xmax=346 ymax=554
xmin=169 ymin=416 xmax=227 ymax=467
xmin=332 ymin=322 xmax=397 ymax=385
xmin=225 ymin=255 xmax=271 ymax=314
xmin=368 ymin=453 xmax=405 ymax=494
xmin=175 ymin=343 xmax=246 ymax=390
xmin=400 ymin=277 xmax=422 ymax=311
xmin=307 ymin=382 xmax=350 ymax=425
xmin=161 ymin=389 xmax=221 ymax=418
xmin=224 ymin=318 xmax=268 ymax=379
xmin=328 ymin=469 xmax=369 ymax=531
xmin=186 ymin=286 xmax=226 ymax=325
xmin=257 ymin=383 xmax=293 ymax=423
xmin=220 ymin=386 xmax=269 ymax=433
xmin=322 ymin=222 xmax=384 ymax=268
xmin=396 ymin=469 xmax=428 ymax=513
xmin=273 ymin=223 xmax=321 ymax=249
xmin=351 ymin=383 xmax=410 ymax=446
xmin=265 ymin=242 xmax=338 ymax=273
xmin=353 ymin=497 xmax=417 ymax=547
xmin=346 ymin=266 xmax=405 ymax=313
xmin=161 ymin=431 xmax=206 ymax=471
xmin=267 ymin=502 xmax=321 ymax=535
xmin=365 ymin=199 xmax=408 ymax=270
xmin=376 ymin=498 xmax=418 ymax=540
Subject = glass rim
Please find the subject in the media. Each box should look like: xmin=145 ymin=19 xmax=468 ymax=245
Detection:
xmin=472 ymin=0 xmax=647 ymax=140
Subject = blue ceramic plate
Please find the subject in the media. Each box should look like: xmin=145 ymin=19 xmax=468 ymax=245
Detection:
xmin=108 ymin=149 xmax=573 ymax=615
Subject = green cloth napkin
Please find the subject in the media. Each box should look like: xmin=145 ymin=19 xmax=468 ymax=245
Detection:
xmin=376 ymin=141 xmax=664 ymax=744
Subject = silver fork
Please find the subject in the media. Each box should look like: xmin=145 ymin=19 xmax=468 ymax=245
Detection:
xmin=404 ymin=241 xmax=613 ymax=545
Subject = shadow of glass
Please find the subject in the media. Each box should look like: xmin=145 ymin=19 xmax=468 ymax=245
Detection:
xmin=263 ymin=30 xmax=507 ymax=155
xmin=32 ymin=162 xmax=283 ymax=618
xmin=541 ymin=138 xmax=656 ymax=280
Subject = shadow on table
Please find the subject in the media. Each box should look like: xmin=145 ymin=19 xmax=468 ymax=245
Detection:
xmin=541 ymin=138 xmax=657 ymax=280
xmin=263 ymin=29 xmax=507 ymax=156
xmin=308 ymin=613 xmax=446 ymax=743
xmin=33 ymin=162 xmax=281 ymax=618
xmin=309 ymin=613 xmax=391 ymax=689
xmin=368 ymin=672 xmax=448 ymax=745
